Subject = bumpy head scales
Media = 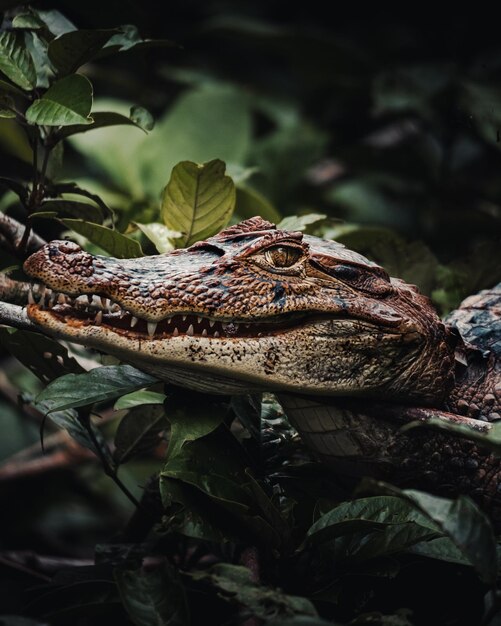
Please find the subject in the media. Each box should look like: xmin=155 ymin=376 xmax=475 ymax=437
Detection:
xmin=23 ymin=217 xmax=456 ymax=400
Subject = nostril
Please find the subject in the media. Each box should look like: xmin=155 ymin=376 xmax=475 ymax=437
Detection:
xmin=59 ymin=241 xmax=81 ymax=254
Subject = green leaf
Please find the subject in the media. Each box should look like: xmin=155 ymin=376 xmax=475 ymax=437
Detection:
xmin=307 ymin=496 xmax=439 ymax=547
xmin=0 ymin=31 xmax=36 ymax=90
xmin=114 ymin=404 xmax=167 ymax=464
xmin=139 ymin=84 xmax=252 ymax=197
xmin=115 ymin=563 xmax=189 ymax=626
xmin=402 ymin=490 xmax=498 ymax=585
xmin=56 ymin=109 xmax=153 ymax=140
xmin=42 ymin=406 xmax=114 ymax=465
xmin=61 ymin=219 xmax=143 ymax=258
xmin=100 ymin=24 xmax=176 ymax=55
xmin=26 ymin=74 xmax=93 ymax=126
xmin=165 ymin=396 xmax=225 ymax=460
xmin=114 ymin=390 xmax=166 ymax=411
xmin=278 ymin=213 xmax=327 ymax=232
xmin=35 ymin=365 xmax=159 ymax=413
xmin=48 ymin=29 xmax=118 ymax=75
xmin=12 ymin=12 xmax=46 ymax=30
xmin=33 ymin=199 xmax=104 ymax=224
xmin=130 ymin=105 xmax=154 ymax=131
xmin=0 ymin=327 xmax=84 ymax=384
xmin=161 ymin=159 xmax=236 ymax=247
xmin=190 ymin=563 xmax=318 ymax=621
xmin=134 ymin=222 xmax=182 ymax=253
xmin=235 ymin=185 xmax=281 ymax=223
xmin=32 ymin=8 xmax=76 ymax=36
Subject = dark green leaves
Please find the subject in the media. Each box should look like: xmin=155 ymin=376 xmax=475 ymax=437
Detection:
xmin=114 ymin=404 xmax=167 ymax=465
xmin=0 ymin=31 xmax=36 ymax=90
xmin=60 ymin=220 xmax=143 ymax=258
xmin=115 ymin=563 xmax=189 ymax=626
xmin=48 ymin=29 xmax=118 ymax=76
xmin=26 ymin=74 xmax=93 ymax=126
xmin=191 ymin=563 xmax=318 ymax=621
xmin=161 ymin=159 xmax=236 ymax=247
xmin=35 ymin=365 xmax=159 ymax=413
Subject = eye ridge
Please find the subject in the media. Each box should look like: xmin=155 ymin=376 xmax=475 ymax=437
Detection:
xmin=265 ymin=245 xmax=302 ymax=268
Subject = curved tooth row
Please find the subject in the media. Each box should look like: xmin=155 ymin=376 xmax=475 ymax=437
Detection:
xmin=28 ymin=286 xmax=241 ymax=339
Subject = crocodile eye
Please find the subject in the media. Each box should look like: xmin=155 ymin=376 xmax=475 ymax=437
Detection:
xmin=264 ymin=246 xmax=302 ymax=268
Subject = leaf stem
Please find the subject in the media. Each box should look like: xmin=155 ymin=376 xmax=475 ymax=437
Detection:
xmin=82 ymin=411 xmax=143 ymax=510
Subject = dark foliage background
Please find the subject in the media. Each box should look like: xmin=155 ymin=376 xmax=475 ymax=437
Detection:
xmin=0 ymin=2 xmax=500 ymax=625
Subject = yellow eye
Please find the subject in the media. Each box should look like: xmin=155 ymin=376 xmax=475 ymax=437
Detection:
xmin=264 ymin=245 xmax=302 ymax=268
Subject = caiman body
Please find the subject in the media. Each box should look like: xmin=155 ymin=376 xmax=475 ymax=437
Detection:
xmin=22 ymin=218 xmax=501 ymax=516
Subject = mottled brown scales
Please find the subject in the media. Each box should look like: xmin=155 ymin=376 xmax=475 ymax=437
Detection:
xmin=23 ymin=217 xmax=501 ymax=522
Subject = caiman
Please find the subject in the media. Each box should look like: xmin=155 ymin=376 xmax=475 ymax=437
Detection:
xmin=11 ymin=217 xmax=501 ymax=519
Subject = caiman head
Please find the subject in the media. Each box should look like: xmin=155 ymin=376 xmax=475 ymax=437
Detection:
xmin=23 ymin=217 xmax=456 ymax=402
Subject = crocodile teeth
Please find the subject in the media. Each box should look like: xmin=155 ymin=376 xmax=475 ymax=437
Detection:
xmin=57 ymin=293 xmax=66 ymax=304
xmin=214 ymin=331 xmax=220 ymax=338
xmin=48 ymin=292 xmax=56 ymax=307
xmin=182 ymin=315 xmax=187 ymax=321
xmin=173 ymin=327 xmax=179 ymax=337
xmin=202 ymin=329 xmax=208 ymax=337
xmin=166 ymin=317 xmax=172 ymax=324
xmin=95 ymin=310 xmax=103 ymax=325
xmin=209 ymin=320 xmax=215 ymax=328
xmin=186 ymin=324 xmax=194 ymax=336
xmin=28 ymin=287 xmax=35 ymax=304
xmin=130 ymin=316 xmax=138 ymax=328
xmin=147 ymin=322 xmax=157 ymax=337
xmin=197 ymin=316 xmax=203 ymax=324
xmin=101 ymin=297 xmax=110 ymax=309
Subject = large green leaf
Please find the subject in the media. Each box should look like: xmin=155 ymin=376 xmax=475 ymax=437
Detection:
xmin=235 ymin=185 xmax=281 ymax=223
xmin=115 ymin=563 xmax=189 ymax=626
xmin=61 ymin=219 xmax=143 ymax=258
xmin=26 ymin=74 xmax=93 ymax=126
xmin=48 ymin=29 xmax=118 ymax=75
xmin=161 ymin=159 xmax=235 ymax=247
xmin=57 ymin=109 xmax=153 ymax=140
xmin=35 ymin=365 xmax=159 ymax=413
xmin=403 ymin=490 xmax=498 ymax=585
xmin=306 ymin=496 xmax=439 ymax=547
xmin=113 ymin=404 xmax=167 ymax=465
xmin=114 ymin=390 xmax=166 ymax=411
xmin=0 ymin=31 xmax=36 ymax=90
xmin=139 ymin=84 xmax=252 ymax=197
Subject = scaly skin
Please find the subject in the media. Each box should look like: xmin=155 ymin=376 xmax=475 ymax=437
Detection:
xmin=21 ymin=217 xmax=501 ymax=517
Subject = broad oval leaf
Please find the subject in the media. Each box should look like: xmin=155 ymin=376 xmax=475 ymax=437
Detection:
xmin=161 ymin=159 xmax=236 ymax=247
xmin=26 ymin=74 xmax=93 ymax=126
xmin=35 ymin=364 xmax=159 ymax=413
xmin=403 ymin=489 xmax=498 ymax=585
xmin=61 ymin=219 xmax=143 ymax=258
xmin=0 ymin=31 xmax=36 ymax=90
xmin=48 ymin=29 xmax=118 ymax=75
xmin=114 ymin=404 xmax=167 ymax=465
xmin=307 ymin=496 xmax=439 ymax=546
